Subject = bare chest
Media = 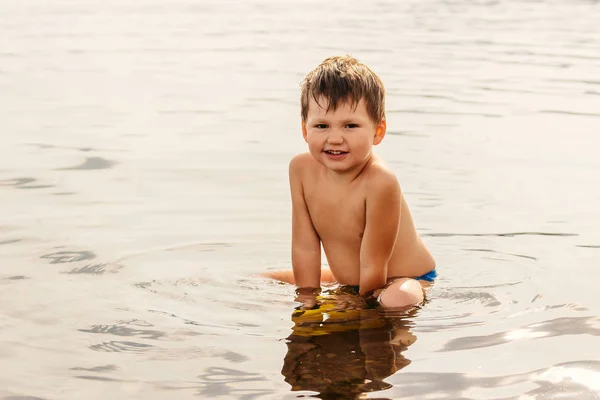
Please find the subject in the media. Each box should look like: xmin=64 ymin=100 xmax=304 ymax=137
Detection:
xmin=304 ymin=183 xmax=366 ymax=243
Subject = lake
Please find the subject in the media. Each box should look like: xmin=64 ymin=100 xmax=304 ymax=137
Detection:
xmin=1 ymin=0 xmax=600 ymax=398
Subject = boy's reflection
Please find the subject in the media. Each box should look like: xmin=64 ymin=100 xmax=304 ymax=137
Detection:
xmin=281 ymin=289 xmax=418 ymax=398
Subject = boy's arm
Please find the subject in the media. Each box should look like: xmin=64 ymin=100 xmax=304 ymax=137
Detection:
xmin=359 ymin=174 xmax=401 ymax=296
xmin=289 ymin=155 xmax=321 ymax=289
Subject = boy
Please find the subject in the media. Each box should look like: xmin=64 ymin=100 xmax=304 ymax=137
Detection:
xmin=267 ymin=55 xmax=436 ymax=308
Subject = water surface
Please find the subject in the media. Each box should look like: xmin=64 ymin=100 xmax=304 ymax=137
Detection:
xmin=1 ymin=0 xmax=600 ymax=398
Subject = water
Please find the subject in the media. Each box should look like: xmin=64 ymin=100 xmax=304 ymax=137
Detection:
xmin=1 ymin=0 xmax=600 ymax=398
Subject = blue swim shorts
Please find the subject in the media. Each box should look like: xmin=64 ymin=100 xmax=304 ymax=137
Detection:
xmin=343 ymin=269 xmax=437 ymax=295
xmin=415 ymin=269 xmax=437 ymax=282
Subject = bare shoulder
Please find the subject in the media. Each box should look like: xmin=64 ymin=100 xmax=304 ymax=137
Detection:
xmin=289 ymin=152 xmax=319 ymax=184
xmin=364 ymin=159 xmax=401 ymax=196
xmin=289 ymin=152 xmax=314 ymax=174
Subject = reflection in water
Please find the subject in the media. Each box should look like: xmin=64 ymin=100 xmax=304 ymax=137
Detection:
xmin=281 ymin=290 xmax=418 ymax=398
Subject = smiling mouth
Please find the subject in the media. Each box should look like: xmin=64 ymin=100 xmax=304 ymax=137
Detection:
xmin=324 ymin=150 xmax=348 ymax=155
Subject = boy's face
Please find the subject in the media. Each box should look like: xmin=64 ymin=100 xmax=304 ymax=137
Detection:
xmin=302 ymin=96 xmax=386 ymax=173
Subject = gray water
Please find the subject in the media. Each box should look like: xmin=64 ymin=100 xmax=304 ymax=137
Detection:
xmin=1 ymin=0 xmax=600 ymax=398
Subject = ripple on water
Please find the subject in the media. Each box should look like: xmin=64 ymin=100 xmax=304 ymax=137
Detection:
xmin=79 ymin=323 xmax=166 ymax=340
xmin=56 ymin=157 xmax=116 ymax=170
xmin=464 ymin=248 xmax=538 ymax=261
xmin=0 ymin=239 xmax=23 ymax=246
xmin=388 ymin=360 xmax=600 ymax=399
xmin=0 ymin=177 xmax=53 ymax=189
xmin=39 ymin=249 xmax=123 ymax=274
xmin=70 ymin=364 xmax=119 ymax=372
xmin=62 ymin=263 xmax=123 ymax=275
xmin=3 ymin=397 xmax=50 ymax=400
xmin=441 ymin=315 xmax=600 ymax=353
xmin=152 ymin=347 xmax=249 ymax=363
xmin=26 ymin=143 xmax=123 ymax=153
xmin=88 ymin=341 xmax=154 ymax=353
xmin=5 ymin=275 xmax=28 ymax=280
xmin=192 ymin=367 xmax=272 ymax=399
xmin=72 ymin=376 xmax=123 ymax=382
xmin=41 ymin=250 xmax=96 ymax=264
xmin=423 ymin=231 xmax=579 ymax=238
xmin=133 ymin=277 xmax=211 ymax=302
xmin=437 ymin=288 xmax=502 ymax=308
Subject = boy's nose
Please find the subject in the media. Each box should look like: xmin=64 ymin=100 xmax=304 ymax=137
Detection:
xmin=327 ymin=131 xmax=344 ymax=144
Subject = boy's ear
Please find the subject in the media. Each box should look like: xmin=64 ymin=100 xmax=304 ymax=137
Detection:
xmin=302 ymin=121 xmax=308 ymax=143
xmin=373 ymin=118 xmax=387 ymax=145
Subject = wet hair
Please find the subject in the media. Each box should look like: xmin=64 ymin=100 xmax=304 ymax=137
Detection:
xmin=300 ymin=55 xmax=386 ymax=124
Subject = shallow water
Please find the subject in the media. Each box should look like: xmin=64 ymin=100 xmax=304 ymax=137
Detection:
xmin=1 ymin=0 xmax=600 ymax=398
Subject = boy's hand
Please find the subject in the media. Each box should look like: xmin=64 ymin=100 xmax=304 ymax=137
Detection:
xmin=359 ymin=173 xmax=401 ymax=296
xmin=294 ymin=287 xmax=320 ymax=310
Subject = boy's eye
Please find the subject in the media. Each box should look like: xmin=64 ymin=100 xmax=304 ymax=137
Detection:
xmin=315 ymin=124 xmax=328 ymax=129
xmin=346 ymin=124 xmax=358 ymax=128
